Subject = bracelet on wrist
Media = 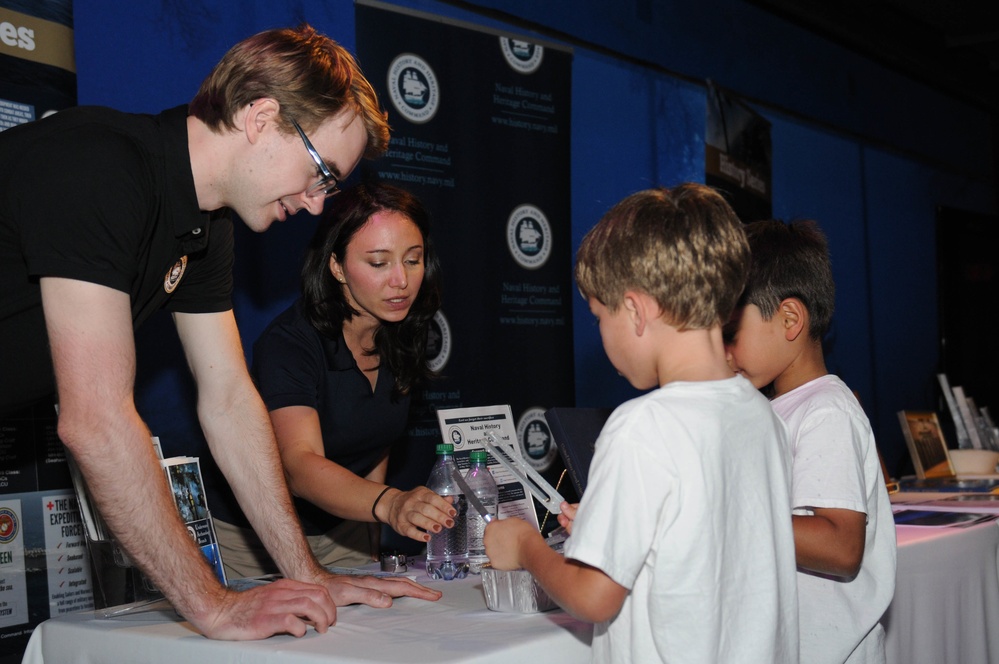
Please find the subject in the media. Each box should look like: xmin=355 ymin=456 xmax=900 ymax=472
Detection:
xmin=371 ymin=486 xmax=393 ymax=524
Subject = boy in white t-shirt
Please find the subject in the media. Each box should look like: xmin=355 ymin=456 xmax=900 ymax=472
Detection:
xmin=724 ymin=219 xmax=896 ymax=664
xmin=484 ymin=184 xmax=799 ymax=663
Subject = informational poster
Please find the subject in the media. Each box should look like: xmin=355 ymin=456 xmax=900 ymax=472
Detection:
xmin=705 ymin=81 xmax=772 ymax=223
xmin=0 ymin=404 xmax=93 ymax=655
xmin=356 ymin=2 xmax=575 ymax=544
xmin=42 ymin=493 xmax=92 ymax=617
xmin=0 ymin=1 xmax=76 ymax=130
xmin=0 ymin=499 xmax=27 ymax=628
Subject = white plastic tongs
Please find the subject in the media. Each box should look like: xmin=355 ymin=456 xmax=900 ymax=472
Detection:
xmin=483 ymin=431 xmax=564 ymax=514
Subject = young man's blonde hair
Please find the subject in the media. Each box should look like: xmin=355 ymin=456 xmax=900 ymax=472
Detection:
xmin=575 ymin=183 xmax=750 ymax=330
xmin=190 ymin=24 xmax=389 ymax=158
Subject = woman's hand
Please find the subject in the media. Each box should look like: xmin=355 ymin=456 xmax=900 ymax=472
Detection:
xmin=376 ymin=486 xmax=456 ymax=543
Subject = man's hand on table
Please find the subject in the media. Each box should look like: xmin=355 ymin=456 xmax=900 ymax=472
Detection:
xmin=197 ymin=572 xmax=440 ymax=640
xmin=201 ymin=578 xmax=338 ymax=640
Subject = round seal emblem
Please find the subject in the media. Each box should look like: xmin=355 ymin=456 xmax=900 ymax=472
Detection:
xmin=387 ymin=53 xmax=440 ymax=124
xmin=506 ymin=205 xmax=552 ymax=270
xmin=500 ymin=37 xmax=544 ymax=74
xmin=448 ymin=426 xmax=465 ymax=449
xmin=517 ymin=407 xmax=557 ymax=472
xmin=164 ymin=256 xmax=188 ymax=294
xmin=0 ymin=507 xmax=19 ymax=544
xmin=427 ymin=310 xmax=452 ymax=372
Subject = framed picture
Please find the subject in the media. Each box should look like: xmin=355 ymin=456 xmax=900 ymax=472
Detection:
xmin=898 ymin=411 xmax=955 ymax=479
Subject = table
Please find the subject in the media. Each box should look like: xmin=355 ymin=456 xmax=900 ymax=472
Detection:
xmin=885 ymin=494 xmax=999 ymax=664
xmin=22 ymin=502 xmax=999 ymax=664
xmin=21 ymin=569 xmax=592 ymax=664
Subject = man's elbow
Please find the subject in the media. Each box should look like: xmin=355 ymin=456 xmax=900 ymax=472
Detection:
xmin=56 ymin=401 xmax=114 ymax=454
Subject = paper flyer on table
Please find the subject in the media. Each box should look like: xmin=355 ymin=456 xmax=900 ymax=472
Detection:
xmin=892 ymin=507 xmax=999 ymax=527
xmin=436 ymin=405 xmax=540 ymax=529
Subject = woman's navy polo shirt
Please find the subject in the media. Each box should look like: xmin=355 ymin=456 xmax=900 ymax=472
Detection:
xmin=249 ymin=300 xmax=411 ymax=536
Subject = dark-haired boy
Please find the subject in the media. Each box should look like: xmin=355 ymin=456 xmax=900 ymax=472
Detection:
xmin=725 ymin=219 xmax=896 ymax=664
xmin=486 ymin=184 xmax=799 ymax=663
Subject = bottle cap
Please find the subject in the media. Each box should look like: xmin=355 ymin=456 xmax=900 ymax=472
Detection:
xmin=470 ymin=450 xmax=488 ymax=462
xmin=435 ymin=443 xmax=455 ymax=454
xmin=379 ymin=552 xmax=408 ymax=573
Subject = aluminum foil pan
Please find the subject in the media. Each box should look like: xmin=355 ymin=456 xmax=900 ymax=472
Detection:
xmin=480 ymin=564 xmax=558 ymax=613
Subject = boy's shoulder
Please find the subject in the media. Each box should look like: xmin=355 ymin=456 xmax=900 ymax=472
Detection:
xmin=778 ymin=373 xmax=851 ymax=403
xmin=606 ymin=376 xmax=773 ymax=435
xmin=772 ymin=374 xmax=871 ymax=427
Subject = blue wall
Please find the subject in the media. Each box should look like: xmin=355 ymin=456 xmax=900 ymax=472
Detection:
xmin=74 ymin=0 xmax=997 ymax=475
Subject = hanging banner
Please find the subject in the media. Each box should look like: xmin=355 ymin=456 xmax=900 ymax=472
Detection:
xmin=0 ymin=2 xmax=76 ymax=130
xmin=705 ymin=81 xmax=772 ymax=223
xmin=0 ymin=1 xmax=86 ymax=658
xmin=356 ymin=1 xmax=575 ymax=538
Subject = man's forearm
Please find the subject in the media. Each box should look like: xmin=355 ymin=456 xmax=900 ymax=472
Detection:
xmin=61 ymin=407 xmax=226 ymax=624
xmin=201 ymin=384 xmax=324 ymax=582
xmin=42 ymin=279 xmax=229 ymax=627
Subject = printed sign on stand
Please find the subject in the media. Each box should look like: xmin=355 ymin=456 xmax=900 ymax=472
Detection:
xmin=42 ymin=493 xmax=93 ymax=616
xmin=436 ymin=405 xmax=542 ymax=529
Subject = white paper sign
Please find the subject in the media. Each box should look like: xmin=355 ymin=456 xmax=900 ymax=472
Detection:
xmin=43 ymin=493 xmax=94 ymax=615
xmin=436 ymin=405 xmax=540 ymax=529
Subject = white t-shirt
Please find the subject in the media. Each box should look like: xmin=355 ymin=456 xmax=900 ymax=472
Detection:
xmin=565 ymin=375 xmax=799 ymax=664
xmin=772 ymin=375 xmax=897 ymax=664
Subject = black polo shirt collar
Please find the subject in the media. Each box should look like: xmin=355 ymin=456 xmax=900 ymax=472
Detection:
xmin=160 ymin=105 xmax=213 ymax=254
xmin=321 ymin=329 xmax=361 ymax=373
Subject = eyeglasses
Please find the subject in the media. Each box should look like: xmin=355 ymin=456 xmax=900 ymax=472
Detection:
xmin=290 ymin=118 xmax=341 ymax=199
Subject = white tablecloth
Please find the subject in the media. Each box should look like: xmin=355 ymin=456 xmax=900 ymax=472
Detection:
xmin=21 ymin=570 xmax=592 ymax=664
xmin=22 ymin=504 xmax=999 ymax=664
xmin=885 ymin=497 xmax=999 ymax=664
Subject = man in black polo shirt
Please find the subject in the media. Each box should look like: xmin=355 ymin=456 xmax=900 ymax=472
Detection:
xmin=0 ymin=25 xmax=440 ymax=640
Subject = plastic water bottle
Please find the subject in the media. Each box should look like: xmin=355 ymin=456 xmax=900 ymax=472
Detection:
xmin=425 ymin=443 xmax=468 ymax=580
xmin=465 ymin=450 xmax=499 ymax=574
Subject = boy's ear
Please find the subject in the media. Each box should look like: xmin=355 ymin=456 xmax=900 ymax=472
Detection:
xmin=779 ymin=298 xmax=807 ymax=342
xmin=622 ymin=291 xmax=648 ymax=336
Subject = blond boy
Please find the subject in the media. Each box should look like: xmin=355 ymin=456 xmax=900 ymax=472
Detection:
xmin=485 ymin=184 xmax=799 ymax=663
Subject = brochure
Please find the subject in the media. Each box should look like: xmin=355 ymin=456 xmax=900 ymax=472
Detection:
xmin=161 ymin=457 xmax=226 ymax=586
xmin=69 ymin=437 xmax=227 ymax=608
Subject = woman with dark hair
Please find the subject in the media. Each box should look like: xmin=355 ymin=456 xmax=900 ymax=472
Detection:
xmin=214 ymin=182 xmax=455 ymax=578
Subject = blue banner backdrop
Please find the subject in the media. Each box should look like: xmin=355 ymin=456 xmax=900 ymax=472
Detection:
xmin=355 ymin=2 xmax=575 ymax=547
